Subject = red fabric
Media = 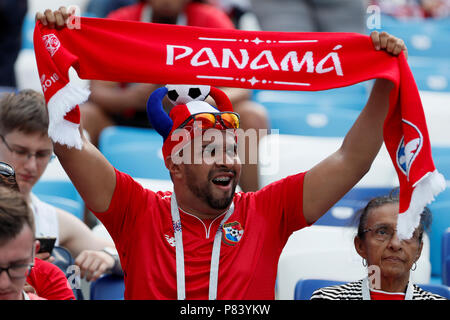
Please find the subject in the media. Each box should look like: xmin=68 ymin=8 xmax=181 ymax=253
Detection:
xmin=370 ymin=290 xmax=406 ymax=300
xmin=32 ymin=18 xmax=445 ymax=239
xmin=107 ymin=2 xmax=234 ymax=29
xmin=92 ymin=169 xmax=307 ymax=300
xmin=27 ymin=258 xmax=75 ymax=300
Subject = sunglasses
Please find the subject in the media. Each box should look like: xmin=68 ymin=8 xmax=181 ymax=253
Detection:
xmin=0 ymin=161 xmax=19 ymax=191
xmin=177 ymin=112 xmax=240 ymax=131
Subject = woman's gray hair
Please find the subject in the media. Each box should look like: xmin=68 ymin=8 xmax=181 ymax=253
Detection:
xmin=354 ymin=189 xmax=432 ymax=242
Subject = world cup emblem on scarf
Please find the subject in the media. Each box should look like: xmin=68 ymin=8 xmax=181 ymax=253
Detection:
xmin=42 ymin=34 xmax=61 ymax=57
xmin=222 ymin=221 xmax=244 ymax=246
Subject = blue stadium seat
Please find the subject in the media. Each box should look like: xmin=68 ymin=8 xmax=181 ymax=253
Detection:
xmin=264 ymin=103 xmax=360 ymax=137
xmin=90 ymin=274 xmax=125 ymax=300
xmin=417 ymin=283 xmax=450 ymax=299
xmin=409 ymin=57 xmax=450 ymax=92
xmin=254 ymin=85 xmax=368 ymax=137
xmin=294 ymin=279 xmax=345 ymax=300
xmin=443 ymin=229 xmax=450 ymax=285
xmin=253 ymin=82 xmax=369 ymax=103
xmin=379 ymin=17 xmax=450 ymax=58
xmin=51 ymin=246 xmax=84 ymax=300
xmin=253 ymin=85 xmax=369 ymax=112
xmin=444 ymin=257 xmax=450 ymax=286
xmin=432 ymin=146 xmax=450 ymax=178
xmin=429 ymin=187 xmax=450 ymax=277
xmin=315 ymin=187 xmax=393 ymax=227
xmin=99 ymin=126 xmax=169 ymax=180
xmin=32 ymin=180 xmax=84 ymax=220
xmin=294 ymin=278 xmax=450 ymax=300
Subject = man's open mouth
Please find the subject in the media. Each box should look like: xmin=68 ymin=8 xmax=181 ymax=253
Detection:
xmin=212 ymin=176 xmax=232 ymax=186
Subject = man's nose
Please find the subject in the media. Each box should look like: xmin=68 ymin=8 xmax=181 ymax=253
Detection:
xmin=0 ymin=269 xmax=12 ymax=289
xmin=23 ymin=154 xmax=38 ymax=172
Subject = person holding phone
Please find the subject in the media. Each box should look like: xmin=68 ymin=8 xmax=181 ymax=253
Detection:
xmin=0 ymin=185 xmax=75 ymax=300
xmin=0 ymin=162 xmax=75 ymax=299
xmin=0 ymin=90 xmax=122 ymax=282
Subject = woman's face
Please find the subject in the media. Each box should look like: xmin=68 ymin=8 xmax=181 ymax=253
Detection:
xmin=355 ymin=203 xmax=423 ymax=280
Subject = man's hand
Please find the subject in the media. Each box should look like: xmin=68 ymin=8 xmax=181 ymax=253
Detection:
xmin=370 ymin=31 xmax=408 ymax=59
xmin=35 ymin=6 xmax=73 ymax=28
xmin=74 ymin=250 xmax=115 ymax=282
xmin=24 ymin=283 xmax=37 ymax=295
xmin=36 ymin=252 xmax=55 ymax=263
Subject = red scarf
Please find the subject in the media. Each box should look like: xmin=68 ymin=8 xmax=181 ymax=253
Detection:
xmin=33 ymin=17 xmax=445 ymax=239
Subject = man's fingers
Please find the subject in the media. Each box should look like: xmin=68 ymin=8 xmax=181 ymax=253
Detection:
xmin=370 ymin=31 xmax=380 ymax=50
xmin=36 ymin=252 xmax=51 ymax=261
xmin=90 ymin=263 xmax=108 ymax=282
xmin=35 ymin=12 xmax=47 ymax=25
xmin=54 ymin=11 xmax=65 ymax=28
xmin=378 ymin=31 xmax=389 ymax=50
xmin=85 ymin=259 xmax=102 ymax=281
xmin=44 ymin=9 xmax=56 ymax=28
xmin=392 ymin=39 xmax=404 ymax=56
xmin=386 ymin=37 xmax=397 ymax=53
xmin=59 ymin=6 xmax=74 ymax=21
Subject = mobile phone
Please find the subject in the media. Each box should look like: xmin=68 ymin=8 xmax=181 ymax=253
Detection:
xmin=36 ymin=237 xmax=57 ymax=254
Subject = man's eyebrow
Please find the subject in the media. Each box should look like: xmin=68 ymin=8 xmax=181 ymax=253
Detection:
xmin=5 ymin=257 xmax=31 ymax=266
xmin=9 ymin=143 xmax=52 ymax=152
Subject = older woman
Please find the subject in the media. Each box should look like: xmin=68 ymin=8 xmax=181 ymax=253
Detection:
xmin=311 ymin=194 xmax=446 ymax=300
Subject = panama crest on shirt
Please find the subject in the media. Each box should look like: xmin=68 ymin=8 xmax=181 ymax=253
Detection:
xmin=222 ymin=221 xmax=244 ymax=246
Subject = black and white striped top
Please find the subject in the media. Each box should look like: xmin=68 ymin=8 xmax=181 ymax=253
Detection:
xmin=311 ymin=279 xmax=447 ymax=300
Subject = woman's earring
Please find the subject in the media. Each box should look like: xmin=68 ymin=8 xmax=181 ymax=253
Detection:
xmin=362 ymin=258 xmax=368 ymax=267
xmin=411 ymin=262 xmax=417 ymax=271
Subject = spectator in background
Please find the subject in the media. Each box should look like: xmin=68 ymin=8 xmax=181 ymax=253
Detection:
xmin=0 ymin=89 xmax=122 ymax=282
xmin=200 ymin=0 xmax=261 ymax=30
xmin=311 ymin=194 xmax=446 ymax=300
xmin=370 ymin=0 xmax=450 ymax=19
xmin=85 ymin=0 xmax=137 ymax=17
xmin=82 ymin=0 xmax=268 ymax=192
xmin=0 ymin=0 xmax=27 ymax=89
xmin=251 ymin=0 xmax=368 ymax=33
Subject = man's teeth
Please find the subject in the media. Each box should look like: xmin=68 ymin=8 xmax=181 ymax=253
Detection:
xmin=213 ymin=176 xmax=231 ymax=182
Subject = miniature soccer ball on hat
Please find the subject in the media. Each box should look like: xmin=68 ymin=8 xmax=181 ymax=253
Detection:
xmin=166 ymin=84 xmax=210 ymax=106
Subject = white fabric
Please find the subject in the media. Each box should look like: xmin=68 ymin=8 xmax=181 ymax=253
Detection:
xmin=30 ymin=193 xmax=60 ymax=246
xmin=186 ymin=101 xmax=219 ymax=115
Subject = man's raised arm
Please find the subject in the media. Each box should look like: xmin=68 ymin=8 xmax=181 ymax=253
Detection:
xmin=302 ymin=31 xmax=407 ymax=225
xmin=36 ymin=7 xmax=117 ymax=213
xmin=54 ymin=130 xmax=116 ymax=213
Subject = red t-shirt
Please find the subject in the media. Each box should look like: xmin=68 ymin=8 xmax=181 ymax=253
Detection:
xmin=107 ymin=2 xmax=234 ymax=29
xmin=370 ymin=290 xmax=406 ymax=300
xmin=94 ymin=169 xmax=308 ymax=299
xmin=27 ymin=258 xmax=75 ymax=300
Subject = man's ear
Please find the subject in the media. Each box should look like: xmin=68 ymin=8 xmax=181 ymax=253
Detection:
xmin=354 ymin=236 xmax=367 ymax=260
xmin=165 ymin=156 xmax=183 ymax=180
xmin=34 ymin=240 xmax=40 ymax=256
